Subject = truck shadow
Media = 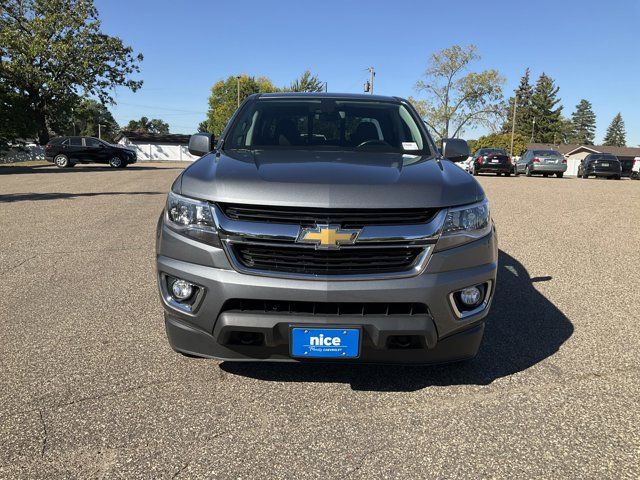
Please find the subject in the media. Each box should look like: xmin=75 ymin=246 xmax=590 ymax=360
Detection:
xmin=220 ymin=250 xmax=574 ymax=391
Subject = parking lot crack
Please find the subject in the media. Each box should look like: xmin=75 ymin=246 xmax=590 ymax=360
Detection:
xmin=0 ymin=254 xmax=38 ymax=274
xmin=345 ymin=445 xmax=386 ymax=478
xmin=38 ymin=409 xmax=48 ymax=458
xmin=57 ymin=379 xmax=176 ymax=409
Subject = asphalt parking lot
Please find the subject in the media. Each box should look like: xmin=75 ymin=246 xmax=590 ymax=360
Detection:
xmin=1 ymin=163 xmax=638 ymax=479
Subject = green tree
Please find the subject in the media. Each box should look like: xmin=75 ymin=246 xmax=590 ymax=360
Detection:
xmin=287 ymin=70 xmax=325 ymax=92
xmin=468 ymin=132 xmax=528 ymax=156
xmin=530 ymin=73 xmax=563 ymax=143
xmin=568 ymin=99 xmax=596 ymax=144
xmin=411 ymin=44 xmax=505 ymax=142
xmin=602 ymin=113 xmax=626 ymax=147
xmin=0 ymin=80 xmax=38 ymax=140
xmin=0 ymin=0 xmax=143 ymax=144
xmin=197 ymin=120 xmax=209 ymax=133
xmin=125 ymin=117 xmax=169 ymax=134
xmin=206 ymin=75 xmax=279 ymax=136
xmin=65 ymin=98 xmax=119 ymax=142
xmin=502 ymin=68 xmax=534 ymax=137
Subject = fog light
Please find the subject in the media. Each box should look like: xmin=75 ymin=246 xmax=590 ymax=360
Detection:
xmin=171 ymin=279 xmax=194 ymax=301
xmin=460 ymin=286 xmax=482 ymax=306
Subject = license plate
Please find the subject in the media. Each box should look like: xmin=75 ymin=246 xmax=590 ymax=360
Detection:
xmin=601 ymin=163 xmax=609 ymax=167
xmin=291 ymin=327 xmax=360 ymax=358
xmin=491 ymin=159 xmax=499 ymax=163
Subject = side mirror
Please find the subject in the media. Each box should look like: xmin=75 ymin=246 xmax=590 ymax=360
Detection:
xmin=441 ymin=138 xmax=470 ymax=162
xmin=188 ymin=133 xmax=215 ymax=156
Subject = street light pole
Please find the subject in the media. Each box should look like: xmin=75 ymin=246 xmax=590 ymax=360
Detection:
xmin=367 ymin=67 xmax=375 ymax=94
xmin=509 ymin=95 xmax=517 ymax=157
xmin=236 ymin=76 xmax=241 ymax=108
xmin=530 ymin=117 xmax=536 ymax=143
xmin=98 ymin=124 xmax=105 ymax=140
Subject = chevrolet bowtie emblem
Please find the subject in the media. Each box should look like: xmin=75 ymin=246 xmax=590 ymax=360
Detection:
xmin=297 ymin=224 xmax=360 ymax=249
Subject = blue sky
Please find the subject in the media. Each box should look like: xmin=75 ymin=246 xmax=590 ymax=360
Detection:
xmin=95 ymin=0 xmax=640 ymax=146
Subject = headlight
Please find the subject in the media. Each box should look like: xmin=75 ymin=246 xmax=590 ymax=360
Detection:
xmin=437 ymin=199 xmax=491 ymax=250
xmin=164 ymin=191 xmax=220 ymax=247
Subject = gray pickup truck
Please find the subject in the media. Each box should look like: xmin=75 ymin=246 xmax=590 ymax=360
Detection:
xmin=156 ymin=93 xmax=498 ymax=363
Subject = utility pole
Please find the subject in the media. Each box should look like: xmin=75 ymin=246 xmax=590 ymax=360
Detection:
xmin=236 ymin=76 xmax=241 ymax=108
xmin=530 ymin=117 xmax=536 ymax=143
xmin=322 ymin=82 xmax=328 ymax=92
xmin=509 ymin=96 xmax=517 ymax=157
xmin=367 ymin=66 xmax=375 ymax=94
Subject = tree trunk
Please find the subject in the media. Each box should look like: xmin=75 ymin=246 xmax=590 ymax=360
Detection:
xmin=36 ymin=110 xmax=49 ymax=145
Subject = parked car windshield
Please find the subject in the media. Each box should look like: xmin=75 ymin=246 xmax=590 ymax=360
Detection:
xmin=533 ymin=150 xmax=562 ymax=157
xmin=226 ymin=98 xmax=431 ymax=154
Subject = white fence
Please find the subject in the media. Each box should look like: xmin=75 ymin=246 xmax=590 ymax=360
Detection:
xmin=0 ymin=146 xmax=45 ymax=163
xmin=124 ymin=143 xmax=199 ymax=162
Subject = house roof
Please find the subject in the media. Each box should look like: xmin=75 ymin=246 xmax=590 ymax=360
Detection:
xmin=527 ymin=143 xmax=640 ymax=158
xmin=115 ymin=130 xmax=191 ymax=144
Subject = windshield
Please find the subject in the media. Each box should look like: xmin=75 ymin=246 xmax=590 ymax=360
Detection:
xmin=533 ymin=150 xmax=562 ymax=157
xmin=226 ymin=99 xmax=430 ymax=154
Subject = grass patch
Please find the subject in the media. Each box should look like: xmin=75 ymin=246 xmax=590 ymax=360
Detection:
xmin=0 ymin=160 xmax=50 ymax=167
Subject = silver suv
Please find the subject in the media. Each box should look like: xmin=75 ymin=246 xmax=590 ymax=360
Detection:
xmin=516 ymin=149 xmax=567 ymax=178
xmin=156 ymin=93 xmax=498 ymax=363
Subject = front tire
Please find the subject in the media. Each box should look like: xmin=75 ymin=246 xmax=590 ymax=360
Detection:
xmin=505 ymin=172 xmax=511 ymax=177
xmin=109 ymin=156 xmax=123 ymax=168
xmin=526 ymin=166 xmax=532 ymax=177
xmin=54 ymin=154 xmax=70 ymax=168
xmin=556 ymin=172 xmax=563 ymax=178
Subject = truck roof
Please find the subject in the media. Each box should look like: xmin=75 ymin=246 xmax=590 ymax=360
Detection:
xmin=256 ymin=92 xmax=403 ymax=102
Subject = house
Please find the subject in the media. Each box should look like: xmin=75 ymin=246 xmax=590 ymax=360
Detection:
xmin=527 ymin=143 xmax=640 ymax=176
xmin=114 ymin=131 xmax=200 ymax=162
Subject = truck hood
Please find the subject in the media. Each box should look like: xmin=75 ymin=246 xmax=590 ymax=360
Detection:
xmin=178 ymin=149 xmax=485 ymax=208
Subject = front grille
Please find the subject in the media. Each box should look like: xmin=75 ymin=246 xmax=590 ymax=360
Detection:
xmin=232 ymin=244 xmax=423 ymax=275
xmin=221 ymin=299 xmax=429 ymax=316
xmin=219 ymin=203 xmax=437 ymax=228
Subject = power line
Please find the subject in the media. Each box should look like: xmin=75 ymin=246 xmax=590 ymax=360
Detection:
xmin=113 ymin=102 xmax=206 ymax=114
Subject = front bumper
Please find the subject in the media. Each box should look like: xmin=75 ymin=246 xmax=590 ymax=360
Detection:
xmin=156 ymin=220 xmax=498 ymax=364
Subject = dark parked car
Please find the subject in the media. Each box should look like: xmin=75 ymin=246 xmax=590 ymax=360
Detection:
xmin=44 ymin=136 xmax=137 ymax=168
xmin=470 ymin=148 xmax=513 ymax=176
xmin=577 ymin=153 xmax=621 ymax=179
xmin=516 ymin=149 xmax=567 ymax=178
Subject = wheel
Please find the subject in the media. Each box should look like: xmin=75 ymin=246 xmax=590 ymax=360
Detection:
xmin=556 ymin=172 xmax=563 ymax=178
xmin=109 ymin=156 xmax=123 ymax=168
xmin=614 ymin=175 xmax=621 ymax=180
xmin=54 ymin=154 xmax=70 ymax=168
xmin=543 ymin=173 xmax=549 ymax=177
xmin=582 ymin=172 xmax=589 ymax=179
xmin=505 ymin=172 xmax=511 ymax=177
xmin=525 ymin=166 xmax=532 ymax=177
xmin=497 ymin=172 xmax=502 ymax=176
xmin=472 ymin=167 xmax=478 ymax=176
